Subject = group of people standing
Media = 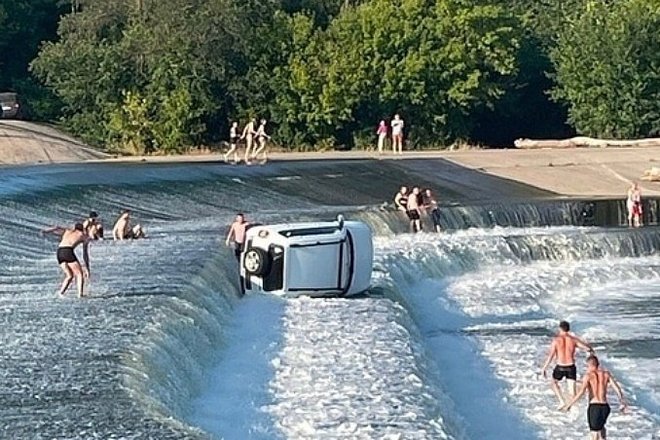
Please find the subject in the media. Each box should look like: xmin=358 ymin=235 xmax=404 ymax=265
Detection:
xmin=223 ymin=118 xmax=271 ymax=165
xmin=377 ymin=114 xmax=405 ymax=154
xmin=540 ymin=321 xmax=627 ymax=440
xmin=42 ymin=210 xmax=146 ymax=298
xmin=393 ymin=185 xmax=441 ymax=233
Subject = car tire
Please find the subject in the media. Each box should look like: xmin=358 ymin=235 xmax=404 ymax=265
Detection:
xmin=243 ymin=247 xmax=270 ymax=276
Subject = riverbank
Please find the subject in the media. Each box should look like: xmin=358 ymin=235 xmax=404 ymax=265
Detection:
xmin=2 ymin=120 xmax=658 ymax=197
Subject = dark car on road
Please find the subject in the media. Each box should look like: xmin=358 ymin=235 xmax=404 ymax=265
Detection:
xmin=0 ymin=92 xmax=22 ymax=119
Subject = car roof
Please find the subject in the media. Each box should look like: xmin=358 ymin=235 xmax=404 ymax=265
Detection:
xmin=0 ymin=92 xmax=18 ymax=100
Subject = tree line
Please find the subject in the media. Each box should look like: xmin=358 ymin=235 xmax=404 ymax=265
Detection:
xmin=1 ymin=0 xmax=658 ymax=153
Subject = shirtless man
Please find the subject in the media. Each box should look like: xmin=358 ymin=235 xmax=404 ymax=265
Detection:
xmin=393 ymin=186 xmax=408 ymax=212
xmin=540 ymin=320 xmax=595 ymax=407
xmin=240 ymin=118 xmax=257 ymax=165
xmin=225 ymin=213 xmax=249 ymax=262
xmin=407 ymin=187 xmax=422 ymax=233
xmin=113 ymin=210 xmax=145 ymax=240
xmin=561 ymin=355 xmax=627 ymax=440
xmin=42 ymin=223 xmax=90 ymax=297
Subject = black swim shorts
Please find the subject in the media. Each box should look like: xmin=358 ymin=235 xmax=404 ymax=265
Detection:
xmin=232 ymin=242 xmax=244 ymax=260
xmin=588 ymin=403 xmax=610 ymax=431
xmin=407 ymin=209 xmax=420 ymax=221
xmin=552 ymin=364 xmax=577 ymax=381
xmin=56 ymin=247 xmax=78 ymax=264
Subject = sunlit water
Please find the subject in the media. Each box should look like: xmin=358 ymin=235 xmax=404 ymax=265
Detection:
xmin=0 ymin=163 xmax=658 ymax=439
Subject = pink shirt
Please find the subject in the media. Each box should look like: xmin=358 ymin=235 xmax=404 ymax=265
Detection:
xmin=377 ymin=125 xmax=387 ymax=135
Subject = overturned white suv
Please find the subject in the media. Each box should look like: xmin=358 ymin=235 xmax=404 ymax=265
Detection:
xmin=240 ymin=216 xmax=373 ymax=297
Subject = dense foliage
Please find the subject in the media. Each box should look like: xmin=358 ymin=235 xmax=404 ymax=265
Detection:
xmin=2 ymin=0 xmax=658 ymax=152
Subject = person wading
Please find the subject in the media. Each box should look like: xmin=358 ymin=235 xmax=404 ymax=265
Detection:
xmin=42 ymin=223 xmax=91 ymax=298
xmin=540 ymin=320 xmax=595 ymax=407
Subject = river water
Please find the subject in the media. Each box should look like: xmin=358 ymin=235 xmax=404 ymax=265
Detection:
xmin=0 ymin=161 xmax=658 ymax=439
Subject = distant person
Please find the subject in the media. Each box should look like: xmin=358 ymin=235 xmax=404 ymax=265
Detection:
xmin=224 ymin=121 xmax=240 ymax=164
xmin=406 ymin=187 xmax=422 ymax=232
xmin=112 ymin=210 xmax=145 ymax=240
xmin=252 ymin=119 xmax=270 ymax=164
xmin=391 ymin=114 xmax=404 ymax=154
xmin=225 ymin=213 xmax=249 ymax=262
xmin=561 ymin=355 xmax=627 ymax=440
xmin=393 ymin=186 xmax=408 ymax=212
xmin=540 ymin=320 xmax=594 ymax=407
xmin=423 ymin=189 xmax=441 ymax=232
xmin=376 ymin=120 xmax=388 ymax=155
xmin=626 ymin=182 xmax=643 ymax=228
xmin=240 ymin=118 xmax=257 ymax=165
xmin=42 ymin=223 xmax=90 ymax=297
xmin=83 ymin=211 xmax=104 ymax=240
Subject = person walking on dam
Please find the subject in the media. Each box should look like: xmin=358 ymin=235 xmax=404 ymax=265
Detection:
xmin=626 ymin=182 xmax=643 ymax=228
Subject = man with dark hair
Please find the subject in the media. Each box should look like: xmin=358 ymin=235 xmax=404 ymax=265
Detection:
xmin=540 ymin=320 xmax=594 ymax=407
xmin=42 ymin=222 xmax=91 ymax=298
xmin=83 ymin=211 xmax=104 ymax=240
xmin=225 ymin=213 xmax=250 ymax=262
xmin=562 ymin=355 xmax=627 ymax=440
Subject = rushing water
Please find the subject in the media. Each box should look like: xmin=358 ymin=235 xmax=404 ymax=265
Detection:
xmin=0 ymin=161 xmax=658 ymax=439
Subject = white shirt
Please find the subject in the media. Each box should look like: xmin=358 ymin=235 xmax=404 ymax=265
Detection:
xmin=392 ymin=118 xmax=404 ymax=136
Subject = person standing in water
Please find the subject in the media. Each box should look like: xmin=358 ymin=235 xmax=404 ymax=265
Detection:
xmin=393 ymin=186 xmax=409 ymax=212
xmin=240 ymin=118 xmax=257 ymax=165
xmin=406 ymin=186 xmax=422 ymax=233
xmin=224 ymin=121 xmax=240 ymax=164
xmin=252 ymin=119 xmax=270 ymax=164
xmin=540 ymin=320 xmax=595 ymax=407
xmin=42 ymin=223 xmax=91 ymax=297
xmin=112 ymin=210 xmax=145 ymax=240
xmin=626 ymin=182 xmax=643 ymax=228
xmin=423 ymin=188 xmax=442 ymax=232
xmin=83 ymin=211 xmax=104 ymax=240
xmin=561 ymin=355 xmax=627 ymax=440
xmin=376 ymin=120 xmax=388 ymax=155
xmin=225 ymin=213 xmax=250 ymax=262
xmin=391 ymin=114 xmax=404 ymax=154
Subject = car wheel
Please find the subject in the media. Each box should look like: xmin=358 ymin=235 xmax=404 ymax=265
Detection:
xmin=243 ymin=248 xmax=270 ymax=276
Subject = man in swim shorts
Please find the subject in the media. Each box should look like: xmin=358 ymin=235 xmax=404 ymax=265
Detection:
xmin=561 ymin=355 xmax=627 ymax=440
xmin=225 ymin=213 xmax=250 ymax=262
xmin=540 ymin=320 xmax=595 ymax=407
xmin=42 ymin=222 xmax=91 ymax=297
xmin=406 ymin=187 xmax=422 ymax=233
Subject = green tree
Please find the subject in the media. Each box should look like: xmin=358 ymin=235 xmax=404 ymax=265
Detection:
xmin=551 ymin=0 xmax=660 ymax=138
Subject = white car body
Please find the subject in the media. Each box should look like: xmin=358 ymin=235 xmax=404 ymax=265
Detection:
xmin=240 ymin=216 xmax=373 ymax=297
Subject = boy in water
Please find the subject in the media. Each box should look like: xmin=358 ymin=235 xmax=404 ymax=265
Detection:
xmin=561 ymin=355 xmax=627 ymax=440
xmin=42 ymin=223 xmax=91 ymax=297
xmin=540 ymin=320 xmax=594 ymax=407
xmin=406 ymin=187 xmax=422 ymax=233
